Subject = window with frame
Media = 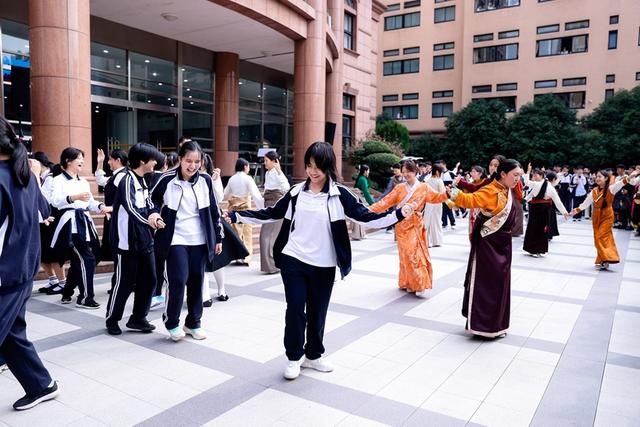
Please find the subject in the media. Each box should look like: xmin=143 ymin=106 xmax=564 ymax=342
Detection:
xmin=387 ymin=3 xmax=400 ymax=11
xmin=402 ymin=92 xmax=419 ymax=100
xmin=344 ymin=13 xmax=355 ymax=50
xmin=475 ymin=0 xmax=520 ymax=13
xmin=474 ymin=33 xmax=494 ymax=43
xmin=382 ymin=94 xmax=399 ymax=102
xmin=608 ymin=30 xmax=618 ymax=49
xmin=536 ymin=35 xmax=588 ymax=57
xmin=403 ymin=46 xmax=421 ymax=54
xmin=497 ymin=82 xmax=517 ymax=91
xmin=385 ymin=12 xmax=420 ymax=30
xmin=382 ymin=105 xmax=419 ymax=120
xmin=498 ymin=30 xmax=519 ymax=39
xmin=562 ymin=77 xmax=586 ymax=87
xmin=342 ymin=114 xmax=354 ymax=154
xmin=345 ymin=0 xmax=356 ymax=8
xmin=433 ymin=42 xmax=454 ymax=51
xmin=473 ymin=43 xmax=518 ymax=63
xmin=383 ymin=58 xmax=420 ymax=75
xmin=433 ymin=90 xmax=453 ymax=98
xmin=606 ymin=74 xmax=615 ymax=83
xmin=432 ymin=102 xmax=453 ymax=118
xmin=534 ymin=80 xmax=557 ymax=88
xmin=636 ymin=72 xmax=640 ymax=81
xmin=434 ymin=0 xmax=450 ymax=3
xmin=609 ymin=15 xmax=619 ymax=25
xmin=383 ymin=49 xmax=400 ymax=57
xmin=565 ymin=20 xmax=589 ymax=30
xmin=434 ymin=6 xmax=455 ymax=23
xmin=605 ymin=89 xmax=614 ymax=100
xmin=535 ymin=91 xmax=585 ymax=109
xmin=472 ymin=85 xmax=492 ymax=93
xmin=404 ymin=0 xmax=421 ymax=8
xmin=433 ymin=54 xmax=454 ymax=70
xmin=472 ymin=96 xmax=516 ymax=112
xmin=537 ymin=24 xmax=559 ymax=34
xmin=343 ymin=93 xmax=355 ymax=110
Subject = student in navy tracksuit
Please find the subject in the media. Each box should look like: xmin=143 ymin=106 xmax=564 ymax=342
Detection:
xmin=149 ymin=141 xmax=223 ymax=341
xmin=228 ymin=142 xmax=416 ymax=380
xmin=0 ymin=116 xmax=59 ymax=410
xmin=105 ymin=143 xmax=163 ymax=335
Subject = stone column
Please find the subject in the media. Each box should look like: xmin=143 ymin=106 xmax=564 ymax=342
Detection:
xmin=29 ymin=0 xmax=92 ymax=167
xmin=214 ymin=52 xmax=240 ymax=175
xmin=326 ymin=0 xmax=344 ymax=180
xmin=293 ymin=0 xmax=327 ymax=181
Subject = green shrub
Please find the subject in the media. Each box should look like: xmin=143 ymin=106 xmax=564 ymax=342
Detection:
xmin=364 ymin=152 xmax=401 ymax=190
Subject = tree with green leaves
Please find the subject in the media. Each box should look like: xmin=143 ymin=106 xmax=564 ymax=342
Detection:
xmin=375 ymin=113 xmax=410 ymax=152
xmin=348 ymin=137 xmax=402 ymax=190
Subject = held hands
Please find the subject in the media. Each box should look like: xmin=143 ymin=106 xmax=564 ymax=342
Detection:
xmin=148 ymin=213 xmax=166 ymax=229
xmin=568 ymin=208 xmax=578 ymax=217
xmin=223 ymin=212 xmax=233 ymax=224
xmin=400 ymin=202 xmax=418 ymax=217
xmin=215 ymin=243 xmax=223 ymax=255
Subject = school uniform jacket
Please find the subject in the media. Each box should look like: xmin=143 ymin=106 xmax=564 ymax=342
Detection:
xmin=0 ymin=161 xmax=50 ymax=290
xmin=110 ymin=169 xmax=155 ymax=254
xmin=149 ymin=169 xmax=223 ymax=263
xmin=230 ymin=179 xmax=406 ymax=279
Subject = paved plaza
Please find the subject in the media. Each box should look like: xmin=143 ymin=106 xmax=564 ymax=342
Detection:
xmin=1 ymin=218 xmax=639 ymax=427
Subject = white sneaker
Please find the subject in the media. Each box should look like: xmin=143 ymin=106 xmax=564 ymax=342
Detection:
xmin=168 ymin=326 xmax=186 ymax=342
xmin=301 ymin=357 xmax=334 ymax=373
xmin=150 ymin=295 xmax=165 ymax=310
xmin=283 ymin=358 xmax=303 ymax=380
xmin=183 ymin=326 xmax=207 ymax=340
xmin=415 ymin=290 xmax=429 ymax=298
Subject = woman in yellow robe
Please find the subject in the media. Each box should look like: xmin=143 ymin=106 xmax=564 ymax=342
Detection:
xmin=571 ymin=170 xmax=639 ymax=270
xmin=369 ymin=160 xmax=448 ymax=296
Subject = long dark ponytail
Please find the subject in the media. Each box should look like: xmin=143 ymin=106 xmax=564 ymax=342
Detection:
xmin=598 ymin=169 xmax=611 ymax=209
xmin=0 ymin=116 xmax=30 ymax=187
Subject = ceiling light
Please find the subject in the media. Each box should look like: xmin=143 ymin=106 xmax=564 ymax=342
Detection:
xmin=181 ymin=68 xmax=185 ymax=72
xmin=152 ymin=72 xmax=158 ymax=77
xmin=145 ymin=59 xmax=150 ymax=63
xmin=147 ymin=100 xmax=151 ymax=103
xmin=171 ymin=104 xmax=175 ymax=106
xmin=158 ymin=82 xmax=163 ymax=86
xmin=190 ymin=101 xmax=194 ymax=104
xmin=95 ymin=105 xmax=100 ymax=108
xmin=239 ymin=81 xmax=243 ymax=85
xmin=188 ymin=95 xmax=192 ymax=98
xmin=167 ymin=98 xmax=172 ymax=100
xmin=161 ymin=13 xmax=178 ymax=22
xmin=103 ymin=49 xmax=109 ymax=54
xmin=184 ymin=79 xmax=188 ymax=82
xmin=186 ymin=88 xmax=190 ymax=91
xmin=115 ymin=64 xmax=121 ymax=68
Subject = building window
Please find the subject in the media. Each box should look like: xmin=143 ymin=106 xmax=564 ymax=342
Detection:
xmin=474 ymin=33 xmax=494 ymax=43
xmin=610 ymin=15 xmax=619 ymax=25
xmin=434 ymin=6 xmax=455 ymax=23
xmin=433 ymin=42 xmax=454 ymax=51
xmin=562 ymin=77 xmax=586 ymax=87
xmin=498 ymin=30 xmax=519 ymax=39
xmin=344 ymin=13 xmax=355 ymax=50
xmin=565 ymin=20 xmax=589 ymax=31
xmin=534 ymin=79 xmax=557 ymax=88
xmin=382 ymin=105 xmax=419 ymax=120
xmin=404 ymin=0 xmax=421 ymax=8
xmin=475 ymin=0 xmax=520 ymax=13
xmin=536 ymin=91 xmax=586 ymax=109
xmin=343 ymin=93 xmax=355 ymax=110
xmin=472 ymin=96 xmax=517 ymax=112
xmin=342 ymin=114 xmax=354 ymax=154
xmin=432 ymin=102 xmax=453 ymax=118
xmin=497 ymin=82 xmax=518 ymax=91
xmin=433 ymin=54 xmax=454 ymax=70
xmin=472 ymin=85 xmax=492 ymax=93
xmin=90 ymin=42 xmax=128 ymax=99
xmin=383 ymin=49 xmax=400 ymax=57
xmin=605 ymin=89 xmax=615 ymax=100
xmin=636 ymin=72 xmax=640 ymax=81
xmin=385 ymin=12 xmax=420 ymax=30
xmin=606 ymin=74 xmax=615 ymax=83
xmin=537 ymin=24 xmax=559 ymax=34
xmin=434 ymin=0 xmax=451 ymax=2
xmin=402 ymin=92 xmax=419 ymax=100
xmin=536 ymin=35 xmax=588 ymax=57
xmin=345 ymin=0 xmax=356 ymax=8
xmin=403 ymin=46 xmax=421 ymax=54
xmin=383 ymin=58 xmax=420 ymax=75
xmin=433 ymin=90 xmax=454 ymax=98
xmin=387 ymin=3 xmax=400 ymax=11
xmin=382 ymin=94 xmax=399 ymax=102
xmin=608 ymin=30 xmax=618 ymax=49
xmin=473 ymin=43 xmax=518 ymax=63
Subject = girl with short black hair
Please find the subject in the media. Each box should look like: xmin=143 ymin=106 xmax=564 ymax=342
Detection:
xmin=260 ymin=150 xmax=290 ymax=273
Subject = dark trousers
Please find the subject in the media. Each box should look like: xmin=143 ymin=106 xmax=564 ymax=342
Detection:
xmin=560 ymin=189 xmax=573 ymax=213
xmin=163 ymin=245 xmax=207 ymax=330
xmin=63 ymin=235 xmax=96 ymax=303
xmin=153 ymin=252 xmax=166 ymax=297
xmin=280 ymin=254 xmax=336 ymax=361
xmin=442 ymin=202 xmax=455 ymax=227
xmin=106 ymin=251 xmax=156 ymax=324
xmin=0 ymin=284 xmax=52 ymax=396
xmin=573 ymin=195 xmax=587 ymax=219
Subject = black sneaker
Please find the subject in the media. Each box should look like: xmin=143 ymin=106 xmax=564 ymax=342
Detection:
xmin=13 ymin=381 xmax=60 ymax=411
xmin=106 ymin=322 xmax=122 ymax=336
xmin=61 ymin=296 xmax=72 ymax=304
xmin=45 ymin=285 xmax=64 ymax=295
xmin=76 ymin=298 xmax=100 ymax=309
xmin=38 ymin=283 xmax=57 ymax=293
xmin=203 ymin=298 xmax=213 ymax=307
xmin=126 ymin=318 xmax=156 ymax=333
xmin=216 ymin=294 xmax=229 ymax=302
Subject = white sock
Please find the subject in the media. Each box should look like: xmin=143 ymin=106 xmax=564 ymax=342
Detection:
xmin=202 ymin=272 xmax=213 ymax=301
xmin=214 ymin=269 xmax=226 ymax=296
xmin=48 ymin=276 xmax=59 ymax=285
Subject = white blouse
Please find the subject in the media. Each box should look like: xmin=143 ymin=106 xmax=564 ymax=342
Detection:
xmin=223 ymin=172 xmax=264 ymax=209
xmin=264 ymin=168 xmax=290 ymax=192
xmin=523 ymin=175 xmax=568 ymax=215
xmin=577 ymin=177 xmax=638 ymax=212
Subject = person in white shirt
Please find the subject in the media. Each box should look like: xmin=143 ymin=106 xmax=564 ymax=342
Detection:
xmin=228 ymin=142 xmax=415 ymax=380
xmin=571 ymin=167 xmax=588 ymax=221
xmin=94 ymin=148 xmax=127 ymax=187
xmin=223 ymin=158 xmax=264 ymax=265
xmin=522 ymin=167 xmax=569 ymax=257
xmin=260 ymin=151 xmax=290 ymax=274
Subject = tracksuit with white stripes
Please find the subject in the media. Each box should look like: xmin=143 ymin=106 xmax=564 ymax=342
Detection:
xmin=105 ymin=170 xmax=156 ymax=327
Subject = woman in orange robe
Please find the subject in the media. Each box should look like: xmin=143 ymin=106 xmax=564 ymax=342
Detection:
xmin=450 ymin=159 xmax=522 ymax=338
xmin=571 ymin=170 xmax=639 ymax=270
xmin=369 ymin=160 xmax=448 ymax=297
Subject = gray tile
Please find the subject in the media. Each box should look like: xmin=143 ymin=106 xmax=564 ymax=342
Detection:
xmin=606 ymin=352 xmax=640 ymax=370
xmin=402 ymin=408 xmax=468 ymax=427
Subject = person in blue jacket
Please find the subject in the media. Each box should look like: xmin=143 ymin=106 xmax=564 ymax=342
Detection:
xmin=0 ymin=116 xmax=60 ymax=410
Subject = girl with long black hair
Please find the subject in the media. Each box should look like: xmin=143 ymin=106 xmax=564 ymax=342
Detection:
xmin=0 ymin=116 xmax=59 ymax=410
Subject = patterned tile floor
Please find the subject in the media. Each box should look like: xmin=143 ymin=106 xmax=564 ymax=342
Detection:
xmin=1 ymin=217 xmax=639 ymax=426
